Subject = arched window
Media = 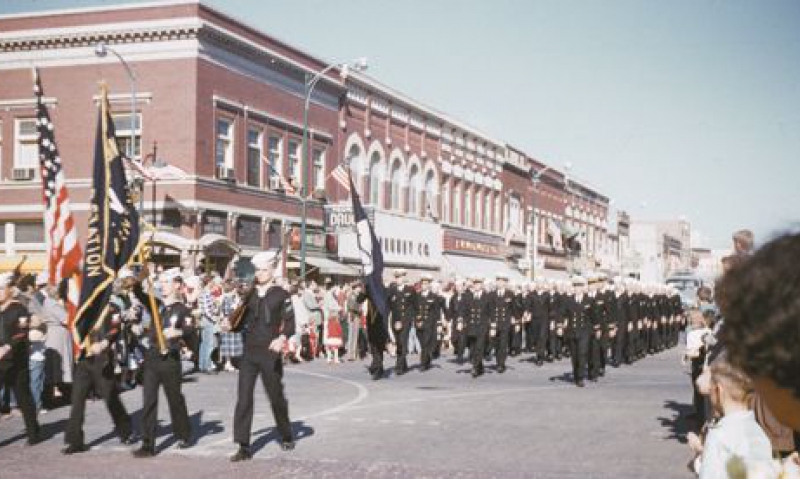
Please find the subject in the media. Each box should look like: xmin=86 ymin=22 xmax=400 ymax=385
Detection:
xmin=474 ymin=189 xmax=482 ymax=230
xmin=494 ymin=195 xmax=502 ymax=232
xmin=407 ymin=164 xmax=420 ymax=216
xmin=368 ymin=152 xmax=382 ymax=206
xmin=347 ymin=144 xmax=363 ymax=193
xmin=423 ymin=170 xmax=437 ymax=218
xmin=484 ymin=192 xmax=492 ymax=230
xmin=453 ymin=182 xmax=462 ymax=225
xmin=441 ymin=181 xmax=450 ymax=223
xmin=390 ymin=161 xmax=403 ymax=211
xmin=464 ymin=187 xmax=472 ymax=228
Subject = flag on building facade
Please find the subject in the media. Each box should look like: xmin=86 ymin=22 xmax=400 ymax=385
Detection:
xmin=331 ymin=163 xmax=350 ymax=192
xmin=261 ymin=154 xmax=297 ymax=194
xmin=72 ymin=83 xmax=143 ymax=355
xmin=548 ymin=218 xmax=563 ymax=250
xmin=349 ymin=170 xmax=388 ymax=319
xmin=33 ymin=68 xmax=83 ymax=353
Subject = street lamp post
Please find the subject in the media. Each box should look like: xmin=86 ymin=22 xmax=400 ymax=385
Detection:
xmin=94 ymin=42 xmax=138 ymax=162
xmin=299 ymin=57 xmax=368 ymax=280
xmin=529 ymin=165 xmax=551 ymax=279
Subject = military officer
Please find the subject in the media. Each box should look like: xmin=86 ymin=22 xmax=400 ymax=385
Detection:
xmin=528 ymin=279 xmax=550 ymax=366
xmin=489 ymin=273 xmax=515 ymax=373
xmin=564 ymin=276 xmax=591 ymax=387
xmin=448 ymin=278 xmax=470 ymax=364
xmin=464 ymin=276 xmax=490 ymax=378
xmin=608 ymin=277 xmax=628 ymax=368
xmin=386 ymin=269 xmax=418 ymax=375
xmin=416 ymin=274 xmax=443 ymax=371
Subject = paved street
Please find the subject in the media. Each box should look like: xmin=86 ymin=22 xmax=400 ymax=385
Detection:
xmin=0 ymin=347 xmax=694 ymax=478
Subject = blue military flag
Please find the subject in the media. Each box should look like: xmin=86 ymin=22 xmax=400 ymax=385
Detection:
xmin=349 ymin=171 xmax=388 ymax=319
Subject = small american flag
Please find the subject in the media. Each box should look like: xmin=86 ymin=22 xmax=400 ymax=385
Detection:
xmin=331 ymin=163 xmax=350 ymax=192
xmin=33 ymin=68 xmax=82 ymax=351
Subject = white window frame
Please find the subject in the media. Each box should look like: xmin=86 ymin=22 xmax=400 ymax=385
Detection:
xmin=246 ymin=127 xmax=263 ymax=188
xmin=441 ymin=181 xmax=450 ymax=223
xmin=312 ymin=147 xmax=325 ymax=190
xmin=453 ymin=183 xmax=462 ymax=225
xmin=267 ymin=135 xmax=283 ymax=188
xmin=112 ymin=112 xmax=143 ymax=160
xmin=287 ymin=139 xmax=301 ymax=182
xmin=14 ymin=118 xmax=39 ymax=172
xmin=216 ymin=118 xmax=234 ymax=169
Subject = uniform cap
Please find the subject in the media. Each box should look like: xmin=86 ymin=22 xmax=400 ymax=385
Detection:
xmin=571 ymin=275 xmax=587 ymax=286
xmin=35 ymin=271 xmax=49 ymax=286
xmin=420 ymin=273 xmax=433 ymax=282
xmin=393 ymin=268 xmax=408 ymax=278
xmin=252 ymin=250 xmax=280 ymax=269
xmin=0 ymin=272 xmax=13 ymax=286
xmin=118 ymin=267 xmax=134 ymax=280
xmin=495 ymin=272 xmax=509 ymax=281
xmin=160 ymin=267 xmax=183 ymax=283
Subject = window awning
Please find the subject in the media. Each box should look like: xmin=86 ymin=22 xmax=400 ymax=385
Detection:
xmin=288 ymin=255 xmax=359 ymax=276
xmin=443 ymin=254 xmax=527 ymax=282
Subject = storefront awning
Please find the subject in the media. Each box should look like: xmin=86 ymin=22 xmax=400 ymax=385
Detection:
xmin=288 ymin=255 xmax=359 ymax=276
xmin=443 ymin=254 xmax=527 ymax=283
xmin=0 ymin=254 xmax=47 ymax=274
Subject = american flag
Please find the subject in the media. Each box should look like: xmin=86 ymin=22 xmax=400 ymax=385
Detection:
xmin=331 ymin=163 xmax=350 ymax=192
xmin=33 ymin=68 xmax=83 ymax=351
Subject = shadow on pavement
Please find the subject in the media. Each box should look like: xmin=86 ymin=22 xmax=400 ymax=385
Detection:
xmin=250 ymin=420 xmax=314 ymax=454
xmin=548 ymin=372 xmax=574 ymax=383
xmin=658 ymin=400 xmax=693 ymax=444
xmin=0 ymin=417 xmax=68 ymax=447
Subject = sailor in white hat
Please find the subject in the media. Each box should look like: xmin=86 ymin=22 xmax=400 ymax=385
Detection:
xmin=226 ymin=248 xmax=296 ymax=461
xmin=386 ymin=266 xmax=418 ymax=376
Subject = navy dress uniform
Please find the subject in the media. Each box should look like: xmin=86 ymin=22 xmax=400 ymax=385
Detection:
xmin=416 ymin=274 xmax=442 ymax=371
xmin=528 ymin=282 xmax=550 ymax=366
xmin=448 ymin=282 xmax=470 ymax=364
xmin=63 ymin=304 xmax=133 ymax=454
xmin=465 ymin=278 xmax=490 ymax=378
xmin=565 ymin=276 xmax=591 ymax=387
xmin=489 ymin=274 xmax=515 ymax=373
xmin=133 ymin=267 xmax=193 ymax=458
xmin=387 ymin=270 xmax=418 ymax=375
xmin=229 ymin=250 xmax=296 ymax=461
xmin=0 ymin=273 xmax=40 ymax=445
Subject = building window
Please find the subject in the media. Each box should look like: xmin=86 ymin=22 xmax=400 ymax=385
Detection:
xmin=484 ymin=193 xmax=491 ymax=230
xmin=14 ymin=222 xmax=44 ymax=244
xmin=215 ymin=118 xmax=233 ymax=170
xmin=14 ymin=119 xmax=38 ymax=177
xmin=453 ymin=183 xmax=462 ymax=225
xmin=508 ymin=196 xmax=521 ymax=235
xmin=246 ymin=128 xmax=262 ymax=187
xmin=407 ymin=164 xmax=420 ymax=216
xmin=267 ymin=135 xmax=283 ymax=189
xmin=475 ymin=190 xmax=482 ymax=230
xmin=423 ymin=170 xmax=436 ymax=219
xmin=287 ymin=140 xmax=301 ymax=184
xmin=312 ymin=148 xmax=325 ymax=190
xmin=368 ymin=152 xmax=382 ymax=206
xmin=494 ymin=195 xmax=502 ymax=233
xmin=113 ymin=113 xmax=142 ymax=159
xmin=390 ymin=161 xmax=403 ymax=211
xmin=464 ymin=187 xmax=472 ymax=228
xmin=441 ymin=181 xmax=450 ymax=223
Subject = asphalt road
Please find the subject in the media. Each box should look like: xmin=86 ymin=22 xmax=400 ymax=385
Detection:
xmin=0 ymin=347 xmax=695 ymax=478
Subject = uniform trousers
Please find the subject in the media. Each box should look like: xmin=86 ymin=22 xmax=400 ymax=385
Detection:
xmin=233 ymin=349 xmax=292 ymax=445
xmin=493 ymin=329 xmax=510 ymax=368
xmin=392 ymin=323 xmax=411 ymax=371
xmin=65 ymin=355 xmax=131 ymax=447
xmin=451 ymin=322 xmax=466 ymax=361
xmin=141 ymin=352 xmax=191 ymax=445
xmin=466 ymin=333 xmax=486 ymax=373
xmin=415 ymin=324 xmax=436 ymax=368
xmin=531 ymin=320 xmax=548 ymax=359
xmin=568 ymin=332 xmax=590 ymax=382
xmin=0 ymin=361 xmax=39 ymax=441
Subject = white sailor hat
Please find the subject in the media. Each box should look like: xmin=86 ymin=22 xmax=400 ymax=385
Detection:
xmin=252 ymin=250 xmax=280 ymax=269
xmin=471 ymin=275 xmax=484 ymax=283
xmin=36 ymin=271 xmax=49 ymax=286
xmin=160 ymin=267 xmax=183 ymax=283
xmin=184 ymin=275 xmax=202 ymax=289
xmin=495 ymin=272 xmax=509 ymax=281
xmin=393 ymin=268 xmax=408 ymax=278
xmin=420 ymin=273 xmax=433 ymax=282
xmin=0 ymin=272 xmax=13 ymax=286
xmin=118 ymin=267 xmax=134 ymax=280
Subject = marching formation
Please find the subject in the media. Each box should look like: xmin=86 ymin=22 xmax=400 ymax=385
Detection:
xmin=375 ymin=269 xmax=685 ymax=386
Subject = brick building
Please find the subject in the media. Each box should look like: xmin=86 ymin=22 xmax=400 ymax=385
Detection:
xmin=0 ymin=0 xmax=610 ymax=280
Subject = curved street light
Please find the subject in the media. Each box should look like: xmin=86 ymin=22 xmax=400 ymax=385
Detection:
xmin=94 ymin=42 xmax=138 ymax=162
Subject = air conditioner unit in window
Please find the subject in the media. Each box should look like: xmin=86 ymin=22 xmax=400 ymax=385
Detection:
xmin=216 ymin=165 xmax=235 ymax=182
xmin=269 ymin=176 xmax=283 ymax=191
xmin=12 ymin=168 xmax=35 ymax=181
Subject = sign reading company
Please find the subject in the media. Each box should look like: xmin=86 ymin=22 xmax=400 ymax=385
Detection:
xmin=337 ymin=209 xmax=442 ymax=267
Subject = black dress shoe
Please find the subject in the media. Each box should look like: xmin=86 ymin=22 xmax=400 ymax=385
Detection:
xmin=280 ymin=440 xmax=295 ymax=451
xmin=590 ymin=377 xmax=598 ymax=382
xmin=471 ymin=369 xmax=479 ymax=378
xmin=25 ymin=435 xmax=41 ymax=447
xmin=120 ymin=434 xmax=137 ymax=445
xmin=177 ymin=439 xmax=192 ymax=449
xmin=395 ymin=367 xmax=406 ymax=376
xmin=230 ymin=446 xmax=252 ymax=462
xmin=371 ymin=369 xmax=383 ymax=381
xmin=61 ymin=444 xmax=89 ymax=455
xmin=420 ymin=364 xmax=431 ymax=372
xmin=576 ymin=380 xmax=585 ymax=387
xmin=497 ymin=365 xmax=506 ymax=374
xmin=132 ymin=446 xmax=156 ymax=458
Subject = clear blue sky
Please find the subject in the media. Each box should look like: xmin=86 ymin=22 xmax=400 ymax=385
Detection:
xmin=3 ymin=0 xmax=799 ymax=248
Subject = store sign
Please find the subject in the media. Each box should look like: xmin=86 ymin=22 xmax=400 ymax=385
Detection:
xmin=201 ymin=212 xmax=227 ymax=236
xmin=338 ymin=211 xmax=442 ymax=267
xmin=324 ymin=204 xmax=375 ymax=232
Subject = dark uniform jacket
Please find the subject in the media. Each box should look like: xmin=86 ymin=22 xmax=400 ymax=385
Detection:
xmin=464 ymin=290 xmax=490 ymax=336
xmin=490 ymin=289 xmax=516 ymax=332
xmin=448 ymin=291 xmax=470 ymax=329
xmin=608 ymin=293 xmax=628 ymax=329
xmin=528 ymin=290 xmax=549 ymax=323
xmin=235 ymin=285 xmax=295 ymax=351
xmin=417 ymin=291 xmax=443 ymax=330
xmin=387 ymin=284 xmax=418 ymax=329
xmin=565 ymin=295 xmax=592 ymax=337
xmin=0 ymin=301 xmax=30 ymax=369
